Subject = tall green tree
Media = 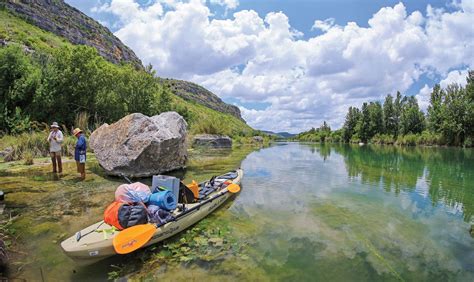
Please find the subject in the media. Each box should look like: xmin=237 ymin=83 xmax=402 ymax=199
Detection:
xmin=0 ymin=45 xmax=40 ymax=133
xmin=358 ymin=102 xmax=371 ymax=143
xmin=440 ymin=84 xmax=470 ymax=145
xmin=400 ymin=96 xmax=425 ymax=135
xmin=393 ymin=91 xmax=405 ymax=137
xmin=383 ymin=94 xmax=397 ymax=136
xmin=342 ymin=106 xmax=360 ymax=142
xmin=368 ymin=101 xmax=383 ymax=137
xmin=427 ymin=84 xmax=444 ymax=133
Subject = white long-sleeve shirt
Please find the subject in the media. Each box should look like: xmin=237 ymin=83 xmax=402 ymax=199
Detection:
xmin=47 ymin=130 xmax=64 ymax=152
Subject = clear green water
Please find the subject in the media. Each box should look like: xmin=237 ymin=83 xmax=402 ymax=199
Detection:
xmin=1 ymin=143 xmax=473 ymax=281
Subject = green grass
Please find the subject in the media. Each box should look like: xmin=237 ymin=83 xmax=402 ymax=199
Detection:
xmin=0 ymin=10 xmax=71 ymax=52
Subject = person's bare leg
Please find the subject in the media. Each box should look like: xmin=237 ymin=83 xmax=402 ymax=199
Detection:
xmin=51 ymin=152 xmax=57 ymax=173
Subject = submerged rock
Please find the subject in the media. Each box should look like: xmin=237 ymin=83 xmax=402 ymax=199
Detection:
xmin=90 ymin=112 xmax=187 ymax=177
xmin=192 ymin=134 xmax=232 ymax=148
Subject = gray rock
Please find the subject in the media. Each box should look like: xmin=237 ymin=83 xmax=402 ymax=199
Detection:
xmin=192 ymin=134 xmax=232 ymax=148
xmin=252 ymin=136 xmax=264 ymax=143
xmin=0 ymin=147 xmax=13 ymax=158
xmin=90 ymin=112 xmax=187 ymax=177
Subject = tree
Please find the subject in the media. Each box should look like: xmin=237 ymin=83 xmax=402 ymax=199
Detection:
xmin=0 ymin=45 xmax=40 ymax=133
xmin=393 ymin=91 xmax=405 ymax=137
xmin=427 ymin=84 xmax=444 ymax=133
xmin=383 ymin=94 xmax=396 ymax=136
xmin=319 ymin=121 xmax=331 ymax=142
xmin=368 ymin=101 xmax=383 ymax=137
xmin=358 ymin=103 xmax=371 ymax=143
xmin=342 ymin=106 xmax=360 ymax=142
xmin=440 ymin=84 xmax=470 ymax=145
xmin=400 ymin=96 xmax=425 ymax=135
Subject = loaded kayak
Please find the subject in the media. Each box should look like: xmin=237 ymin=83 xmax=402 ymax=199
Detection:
xmin=61 ymin=169 xmax=243 ymax=264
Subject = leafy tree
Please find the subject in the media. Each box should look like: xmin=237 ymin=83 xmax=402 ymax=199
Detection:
xmin=440 ymin=84 xmax=470 ymax=145
xmin=0 ymin=45 xmax=40 ymax=133
xmin=383 ymin=94 xmax=397 ymax=136
xmin=427 ymin=84 xmax=444 ymax=133
xmin=368 ymin=101 xmax=383 ymax=137
xmin=357 ymin=103 xmax=371 ymax=143
xmin=393 ymin=91 xmax=405 ymax=137
xmin=342 ymin=106 xmax=360 ymax=142
xmin=400 ymin=96 xmax=425 ymax=135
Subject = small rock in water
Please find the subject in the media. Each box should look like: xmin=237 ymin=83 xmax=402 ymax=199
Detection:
xmin=192 ymin=134 xmax=232 ymax=148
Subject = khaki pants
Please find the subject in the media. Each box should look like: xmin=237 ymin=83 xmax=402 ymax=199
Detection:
xmin=50 ymin=151 xmax=62 ymax=173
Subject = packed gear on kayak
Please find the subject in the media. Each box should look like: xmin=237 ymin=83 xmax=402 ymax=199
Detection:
xmin=115 ymin=182 xmax=151 ymax=203
xmin=61 ymin=169 xmax=243 ymax=263
xmin=103 ymin=202 xmax=148 ymax=230
xmin=148 ymin=190 xmax=177 ymax=210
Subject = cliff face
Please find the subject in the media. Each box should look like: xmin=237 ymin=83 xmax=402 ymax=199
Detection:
xmin=161 ymin=78 xmax=244 ymax=122
xmin=4 ymin=0 xmax=143 ymax=68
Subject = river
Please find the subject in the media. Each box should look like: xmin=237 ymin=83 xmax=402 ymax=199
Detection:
xmin=1 ymin=143 xmax=473 ymax=281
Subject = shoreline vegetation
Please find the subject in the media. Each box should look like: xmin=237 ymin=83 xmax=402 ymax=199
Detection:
xmin=295 ymin=71 xmax=474 ymax=148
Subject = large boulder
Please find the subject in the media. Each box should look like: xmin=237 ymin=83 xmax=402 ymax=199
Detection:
xmin=90 ymin=112 xmax=187 ymax=177
xmin=192 ymin=134 xmax=232 ymax=148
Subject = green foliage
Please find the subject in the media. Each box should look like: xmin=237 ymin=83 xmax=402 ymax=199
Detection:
xmin=342 ymin=106 xmax=360 ymax=142
xmin=383 ymin=94 xmax=397 ymax=136
xmin=399 ymin=96 xmax=425 ymax=135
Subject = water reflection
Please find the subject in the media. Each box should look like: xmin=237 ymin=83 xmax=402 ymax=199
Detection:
xmin=330 ymin=144 xmax=474 ymax=221
xmin=234 ymin=143 xmax=473 ymax=281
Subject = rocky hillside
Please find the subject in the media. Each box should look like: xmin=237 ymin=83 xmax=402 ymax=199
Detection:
xmin=2 ymin=0 xmax=244 ymax=121
xmin=4 ymin=0 xmax=143 ymax=68
xmin=161 ymin=78 xmax=244 ymax=122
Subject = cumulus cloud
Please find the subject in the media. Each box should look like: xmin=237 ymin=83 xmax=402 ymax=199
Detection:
xmin=92 ymin=0 xmax=473 ymax=132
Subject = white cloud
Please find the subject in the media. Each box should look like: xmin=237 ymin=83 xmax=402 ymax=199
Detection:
xmin=312 ymin=18 xmax=335 ymax=32
xmin=93 ymin=0 xmax=473 ymax=133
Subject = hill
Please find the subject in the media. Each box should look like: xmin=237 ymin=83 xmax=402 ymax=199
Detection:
xmin=261 ymin=131 xmax=296 ymax=139
xmin=160 ymin=78 xmax=243 ymax=121
xmin=4 ymin=0 xmax=142 ymax=68
xmin=0 ymin=6 xmax=252 ymax=137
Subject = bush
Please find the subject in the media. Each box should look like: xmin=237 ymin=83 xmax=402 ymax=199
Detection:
xmin=371 ymin=134 xmax=395 ymax=145
xmin=396 ymin=134 xmax=417 ymax=146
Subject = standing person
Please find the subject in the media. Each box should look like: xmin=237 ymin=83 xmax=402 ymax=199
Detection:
xmin=73 ymin=128 xmax=87 ymax=180
xmin=47 ymin=122 xmax=63 ymax=173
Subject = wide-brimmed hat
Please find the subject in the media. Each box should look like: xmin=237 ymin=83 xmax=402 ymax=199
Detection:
xmin=50 ymin=122 xmax=60 ymax=128
xmin=73 ymin=128 xmax=83 ymax=136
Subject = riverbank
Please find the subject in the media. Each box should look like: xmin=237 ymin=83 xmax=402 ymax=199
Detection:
xmin=0 ymin=145 xmax=259 ymax=280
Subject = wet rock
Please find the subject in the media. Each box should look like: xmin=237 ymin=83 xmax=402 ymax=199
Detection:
xmin=90 ymin=112 xmax=187 ymax=177
xmin=192 ymin=134 xmax=232 ymax=149
xmin=252 ymin=136 xmax=264 ymax=143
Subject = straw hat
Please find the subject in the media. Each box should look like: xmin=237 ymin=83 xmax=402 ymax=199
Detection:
xmin=50 ymin=122 xmax=60 ymax=128
xmin=73 ymin=128 xmax=83 ymax=136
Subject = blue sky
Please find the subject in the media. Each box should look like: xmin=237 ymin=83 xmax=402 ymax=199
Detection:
xmin=65 ymin=0 xmax=473 ymax=132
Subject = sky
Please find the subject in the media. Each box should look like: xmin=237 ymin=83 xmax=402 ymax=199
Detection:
xmin=65 ymin=0 xmax=474 ymax=133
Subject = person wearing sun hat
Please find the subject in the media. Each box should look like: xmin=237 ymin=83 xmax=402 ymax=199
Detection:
xmin=47 ymin=122 xmax=63 ymax=173
xmin=73 ymin=128 xmax=87 ymax=180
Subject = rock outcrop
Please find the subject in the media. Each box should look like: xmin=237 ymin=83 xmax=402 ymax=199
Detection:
xmin=160 ymin=78 xmax=244 ymax=121
xmin=5 ymin=0 xmax=143 ymax=68
xmin=90 ymin=112 xmax=187 ymax=177
xmin=192 ymin=134 xmax=232 ymax=148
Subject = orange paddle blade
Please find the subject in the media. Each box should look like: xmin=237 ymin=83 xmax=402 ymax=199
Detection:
xmin=227 ymin=183 xmax=241 ymax=193
xmin=113 ymin=224 xmax=156 ymax=254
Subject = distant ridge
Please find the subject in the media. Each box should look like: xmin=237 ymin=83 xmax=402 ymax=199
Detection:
xmin=262 ymin=131 xmax=295 ymax=138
